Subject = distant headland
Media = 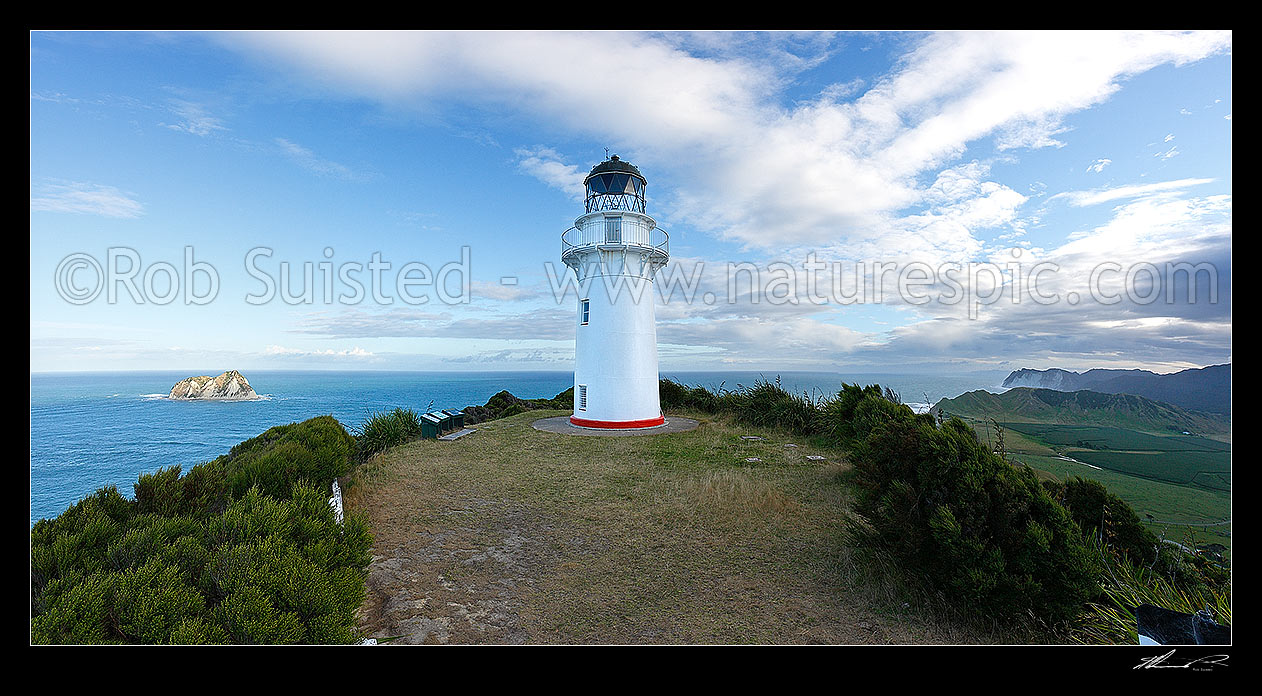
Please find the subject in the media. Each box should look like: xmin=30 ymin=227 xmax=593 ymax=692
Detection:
xmin=168 ymin=370 xmax=259 ymax=400
xmin=1001 ymin=364 xmax=1230 ymax=415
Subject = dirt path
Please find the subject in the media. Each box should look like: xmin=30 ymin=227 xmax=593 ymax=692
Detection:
xmin=357 ymin=497 xmax=571 ymax=644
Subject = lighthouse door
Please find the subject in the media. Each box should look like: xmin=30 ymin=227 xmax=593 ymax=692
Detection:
xmin=604 ymin=216 xmax=622 ymax=244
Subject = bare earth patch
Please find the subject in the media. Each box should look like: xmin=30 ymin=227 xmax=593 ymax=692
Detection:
xmin=346 ymin=410 xmax=985 ymax=644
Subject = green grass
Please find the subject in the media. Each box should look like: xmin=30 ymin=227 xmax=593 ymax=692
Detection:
xmin=1073 ymin=549 xmax=1231 ymax=645
xmin=1069 ymin=449 xmax=1230 ymax=491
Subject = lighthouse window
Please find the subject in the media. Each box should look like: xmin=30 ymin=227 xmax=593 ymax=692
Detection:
xmin=605 ymin=217 xmax=622 ymax=243
xmin=580 ymin=299 xmax=590 ymax=325
xmin=578 ymin=385 xmax=588 ymax=410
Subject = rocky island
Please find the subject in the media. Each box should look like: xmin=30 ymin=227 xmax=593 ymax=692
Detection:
xmin=168 ymin=370 xmax=259 ymax=400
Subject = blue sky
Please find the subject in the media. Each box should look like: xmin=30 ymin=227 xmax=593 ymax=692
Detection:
xmin=30 ymin=31 xmax=1232 ymax=374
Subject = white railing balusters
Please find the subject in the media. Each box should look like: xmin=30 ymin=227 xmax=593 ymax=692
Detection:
xmin=561 ymin=226 xmax=669 ymax=261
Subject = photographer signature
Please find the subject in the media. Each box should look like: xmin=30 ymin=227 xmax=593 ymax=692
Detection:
xmin=1135 ymin=649 xmax=1228 ymax=670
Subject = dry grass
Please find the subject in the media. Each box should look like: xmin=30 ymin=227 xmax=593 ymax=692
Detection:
xmin=344 ymin=409 xmax=1000 ymax=645
xmin=679 ymin=469 xmax=801 ymax=518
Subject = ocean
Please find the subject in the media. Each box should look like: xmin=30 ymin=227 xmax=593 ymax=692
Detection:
xmin=29 ymin=369 xmax=1008 ymax=526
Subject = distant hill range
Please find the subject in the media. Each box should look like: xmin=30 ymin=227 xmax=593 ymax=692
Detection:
xmin=1001 ymin=364 xmax=1230 ymax=415
xmin=935 ymin=388 xmax=1230 ymax=436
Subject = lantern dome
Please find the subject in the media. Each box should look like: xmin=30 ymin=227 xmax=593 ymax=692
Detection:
xmin=583 ymin=155 xmax=647 ymax=213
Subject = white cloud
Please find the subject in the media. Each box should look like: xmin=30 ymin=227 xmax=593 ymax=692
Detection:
xmin=291 ymin=307 xmax=571 ymax=339
xmin=1050 ymin=178 xmax=1214 ymax=207
xmin=514 ymin=147 xmax=585 ymax=202
xmin=275 ymin=138 xmax=359 ymax=179
xmin=263 ymin=344 xmax=373 ymax=357
xmin=219 ymin=30 xmax=1229 ymax=252
xmin=161 ymin=99 xmax=227 ymax=136
xmin=182 ymin=31 xmax=1233 ymax=372
xmin=471 ymin=280 xmax=537 ymax=301
xmin=30 ymin=181 xmax=144 ymax=218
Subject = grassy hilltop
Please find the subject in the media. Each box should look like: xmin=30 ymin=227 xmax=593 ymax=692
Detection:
xmin=345 ymin=379 xmax=1228 ymax=644
xmin=347 ymin=409 xmax=970 ymax=644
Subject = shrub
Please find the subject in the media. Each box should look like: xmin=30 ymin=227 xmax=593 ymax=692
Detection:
xmin=355 ymin=408 xmax=423 ymax=459
xmin=821 ymin=383 xmax=924 ymax=442
xmin=31 ymin=416 xmax=371 ymax=644
xmin=222 ymin=415 xmax=356 ymax=498
xmin=848 ymin=409 xmax=1100 ymax=626
xmin=1045 ymin=478 xmax=1155 ymax=561
xmin=461 ymin=388 xmax=574 ymax=425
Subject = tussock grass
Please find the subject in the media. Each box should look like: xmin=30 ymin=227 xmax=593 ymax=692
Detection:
xmin=1073 ymin=548 xmax=1231 ymax=645
xmin=354 ymin=407 xmax=423 ymax=460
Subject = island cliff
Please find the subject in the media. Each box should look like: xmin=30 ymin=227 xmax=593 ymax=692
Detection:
xmin=169 ymin=370 xmax=258 ymax=400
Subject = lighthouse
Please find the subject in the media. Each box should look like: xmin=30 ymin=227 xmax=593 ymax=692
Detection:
xmin=561 ymin=155 xmax=669 ymax=429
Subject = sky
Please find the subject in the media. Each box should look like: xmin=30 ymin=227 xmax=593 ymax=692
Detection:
xmin=29 ymin=31 xmax=1232 ymax=374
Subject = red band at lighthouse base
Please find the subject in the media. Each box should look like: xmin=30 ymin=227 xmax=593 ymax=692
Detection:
xmin=569 ymin=414 xmax=666 ymax=429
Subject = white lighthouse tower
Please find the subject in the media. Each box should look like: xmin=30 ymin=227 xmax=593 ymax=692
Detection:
xmin=562 ymin=155 xmax=669 ymax=429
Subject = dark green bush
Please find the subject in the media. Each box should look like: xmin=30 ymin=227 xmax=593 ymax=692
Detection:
xmin=849 ymin=410 xmax=1100 ymax=626
xmin=659 ymin=378 xmax=723 ymax=413
xmin=461 ymin=387 xmax=574 ymax=424
xmin=1045 ymin=477 xmax=1156 ymax=563
xmin=222 ymin=416 xmax=355 ymax=498
xmin=31 ymin=417 xmax=371 ymax=644
xmin=820 ymin=383 xmax=927 ymax=441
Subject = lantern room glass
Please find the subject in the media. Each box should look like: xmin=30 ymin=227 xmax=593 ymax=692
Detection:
xmin=585 ymin=173 xmax=646 ymax=213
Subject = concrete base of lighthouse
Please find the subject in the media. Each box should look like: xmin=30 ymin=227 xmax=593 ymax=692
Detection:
xmin=569 ymin=414 xmax=666 ymax=429
xmin=533 ymin=415 xmax=697 ymax=437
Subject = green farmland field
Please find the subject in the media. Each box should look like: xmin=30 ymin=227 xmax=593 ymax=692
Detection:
xmin=997 ymin=423 xmax=1230 ymax=453
xmin=1017 ymin=454 xmax=1231 ymax=547
xmin=1070 ymin=450 xmax=1230 ymax=491
xmin=961 ymin=418 xmax=1232 ymax=549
